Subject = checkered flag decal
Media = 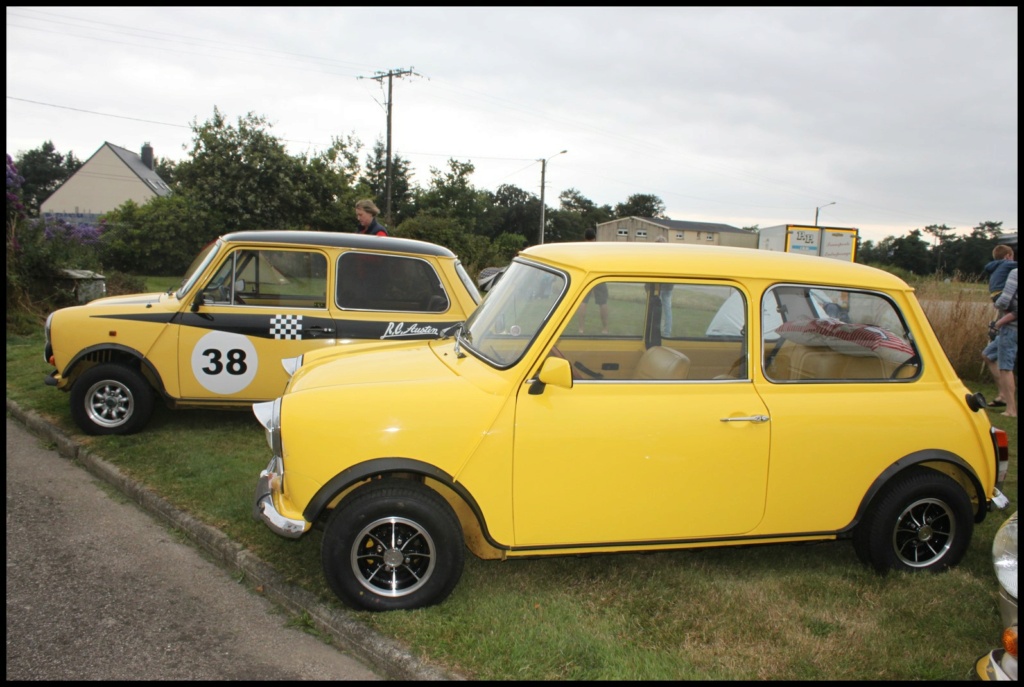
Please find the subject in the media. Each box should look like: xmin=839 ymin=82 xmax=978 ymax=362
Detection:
xmin=269 ymin=314 xmax=304 ymax=340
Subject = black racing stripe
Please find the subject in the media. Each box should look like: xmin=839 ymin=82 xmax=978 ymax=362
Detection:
xmin=177 ymin=312 xmax=338 ymax=340
xmin=93 ymin=313 xmax=176 ymax=324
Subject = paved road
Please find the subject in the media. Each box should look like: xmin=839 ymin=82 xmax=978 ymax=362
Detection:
xmin=6 ymin=416 xmax=381 ymax=681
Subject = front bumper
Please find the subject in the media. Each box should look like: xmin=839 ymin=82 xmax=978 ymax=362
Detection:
xmin=252 ymin=457 xmax=311 ymax=538
xmin=976 ymin=648 xmax=1017 ymax=681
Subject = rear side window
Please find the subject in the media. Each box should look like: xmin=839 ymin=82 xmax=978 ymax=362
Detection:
xmin=762 ymin=285 xmax=919 ymax=382
xmin=336 ymin=252 xmax=450 ymax=312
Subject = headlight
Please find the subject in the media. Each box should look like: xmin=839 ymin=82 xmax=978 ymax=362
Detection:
xmin=252 ymin=398 xmax=283 ymax=457
xmin=993 ymin=511 xmax=1018 ymax=601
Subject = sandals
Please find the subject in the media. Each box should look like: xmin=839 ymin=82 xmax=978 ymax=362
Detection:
xmin=987 ymin=399 xmax=1007 ymax=408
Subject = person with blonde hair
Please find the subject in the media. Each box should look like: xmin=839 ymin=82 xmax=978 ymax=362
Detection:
xmin=354 ymin=199 xmax=388 ymax=236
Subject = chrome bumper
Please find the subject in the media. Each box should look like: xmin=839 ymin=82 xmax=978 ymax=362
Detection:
xmin=252 ymin=459 xmax=310 ymax=539
xmin=975 ymin=648 xmax=1017 ymax=681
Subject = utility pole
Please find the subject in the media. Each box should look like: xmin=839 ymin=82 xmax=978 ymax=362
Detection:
xmin=358 ymin=67 xmax=417 ymax=228
xmin=537 ymin=150 xmax=567 ymax=245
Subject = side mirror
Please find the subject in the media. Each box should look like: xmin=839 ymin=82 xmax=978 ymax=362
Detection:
xmin=529 ymin=356 xmax=573 ymax=395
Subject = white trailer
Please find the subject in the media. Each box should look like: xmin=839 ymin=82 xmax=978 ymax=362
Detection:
xmin=757 ymin=224 xmax=858 ymax=261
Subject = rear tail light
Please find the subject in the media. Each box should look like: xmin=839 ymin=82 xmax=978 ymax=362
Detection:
xmin=992 ymin=428 xmax=1009 ymax=485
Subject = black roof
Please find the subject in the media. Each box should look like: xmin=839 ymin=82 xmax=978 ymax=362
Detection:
xmin=105 ymin=143 xmax=172 ymax=197
xmin=221 ymin=230 xmax=457 ymax=258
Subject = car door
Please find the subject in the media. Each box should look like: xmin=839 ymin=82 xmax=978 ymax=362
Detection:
xmin=511 ymin=280 xmax=771 ymax=547
xmin=177 ymin=247 xmax=337 ymax=401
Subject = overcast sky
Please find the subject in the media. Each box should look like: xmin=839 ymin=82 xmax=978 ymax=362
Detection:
xmin=5 ymin=6 xmax=1018 ymax=243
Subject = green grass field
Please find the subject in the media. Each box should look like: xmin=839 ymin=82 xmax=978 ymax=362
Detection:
xmin=7 ymin=326 xmax=1016 ymax=680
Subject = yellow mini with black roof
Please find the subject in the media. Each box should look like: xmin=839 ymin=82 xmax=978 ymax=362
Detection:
xmin=43 ymin=230 xmax=480 ymax=435
xmin=252 ymin=241 xmax=1011 ymax=611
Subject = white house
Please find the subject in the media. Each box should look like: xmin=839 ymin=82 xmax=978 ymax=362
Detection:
xmin=594 ymin=217 xmax=758 ymax=249
xmin=40 ymin=142 xmax=172 ymax=223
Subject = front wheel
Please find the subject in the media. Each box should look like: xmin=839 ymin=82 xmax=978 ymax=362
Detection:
xmin=854 ymin=468 xmax=973 ymax=573
xmin=321 ymin=480 xmax=465 ymax=611
xmin=69 ymin=364 xmax=155 ymax=435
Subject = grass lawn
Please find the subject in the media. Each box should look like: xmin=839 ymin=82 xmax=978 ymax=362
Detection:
xmin=7 ymin=328 xmax=1017 ymax=680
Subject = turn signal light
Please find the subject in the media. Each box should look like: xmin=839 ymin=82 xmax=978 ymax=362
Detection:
xmin=1003 ymin=625 xmax=1018 ymax=658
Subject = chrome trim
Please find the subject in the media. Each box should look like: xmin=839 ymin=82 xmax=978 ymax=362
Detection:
xmin=252 ymin=459 xmax=310 ymax=538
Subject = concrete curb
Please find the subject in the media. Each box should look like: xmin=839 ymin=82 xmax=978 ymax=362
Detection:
xmin=6 ymin=399 xmax=462 ymax=682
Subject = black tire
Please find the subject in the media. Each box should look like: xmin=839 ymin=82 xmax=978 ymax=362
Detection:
xmin=69 ymin=364 xmax=155 ymax=436
xmin=854 ymin=468 xmax=973 ymax=574
xmin=321 ymin=480 xmax=465 ymax=612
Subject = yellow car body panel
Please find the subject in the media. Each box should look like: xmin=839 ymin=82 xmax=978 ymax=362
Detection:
xmin=44 ymin=231 xmax=480 ymax=434
xmin=258 ymin=242 xmax=1006 ymax=578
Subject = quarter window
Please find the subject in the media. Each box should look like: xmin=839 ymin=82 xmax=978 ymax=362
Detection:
xmin=762 ymin=285 xmax=918 ymax=382
xmin=337 ymin=252 xmax=449 ymax=312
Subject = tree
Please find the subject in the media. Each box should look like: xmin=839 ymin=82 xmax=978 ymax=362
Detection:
xmin=922 ymin=224 xmax=957 ymax=276
xmin=173 ymin=108 xmax=307 ymax=236
xmin=413 ymin=159 xmax=482 ymax=232
xmin=359 ymin=138 xmax=414 ymax=228
xmin=558 ymin=188 xmax=613 ymax=240
xmin=100 ymin=195 xmax=213 ymax=275
xmin=614 ymin=193 xmax=666 ymax=219
xmin=13 ymin=141 xmax=82 ymax=215
xmin=888 ymin=229 xmax=933 ymax=275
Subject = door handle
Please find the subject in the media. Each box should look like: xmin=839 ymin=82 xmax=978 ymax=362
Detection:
xmin=720 ymin=415 xmax=770 ymax=423
xmin=307 ymin=326 xmax=335 ymax=334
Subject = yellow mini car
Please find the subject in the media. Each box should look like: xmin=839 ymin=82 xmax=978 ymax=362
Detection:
xmin=44 ymin=231 xmax=481 ymax=435
xmin=252 ymin=242 xmax=1011 ymax=611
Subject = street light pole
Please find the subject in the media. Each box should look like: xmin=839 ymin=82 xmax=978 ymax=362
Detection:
xmin=814 ymin=201 xmax=836 ymax=227
xmin=538 ymin=150 xmax=567 ymax=244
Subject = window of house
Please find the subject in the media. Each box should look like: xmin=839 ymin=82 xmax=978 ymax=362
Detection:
xmin=676 ymin=233 xmax=684 ymax=240
xmin=635 ymin=230 xmax=647 ymax=239
xmin=706 ymin=233 xmax=715 ymax=242
xmin=337 ymin=252 xmax=449 ymax=312
xmin=762 ymin=285 xmax=918 ymax=383
xmin=617 ymin=229 xmax=628 ymax=237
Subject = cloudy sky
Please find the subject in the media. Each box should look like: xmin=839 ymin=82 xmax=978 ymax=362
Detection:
xmin=6 ymin=6 xmax=1018 ymax=243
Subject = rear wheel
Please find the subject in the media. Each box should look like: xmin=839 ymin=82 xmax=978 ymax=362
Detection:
xmin=321 ymin=480 xmax=465 ymax=611
xmin=69 ymin=364 xmax=155 ymax=435
xmin=854 ymin=468 xmax=973 ymax=573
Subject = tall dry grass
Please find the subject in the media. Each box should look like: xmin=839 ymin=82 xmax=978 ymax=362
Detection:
xmin=914 ymin=280 xmax=993 ymax=382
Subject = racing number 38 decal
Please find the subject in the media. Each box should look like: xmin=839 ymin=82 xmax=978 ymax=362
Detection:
xmin=190 ymin=331 xmax=259 ymax=394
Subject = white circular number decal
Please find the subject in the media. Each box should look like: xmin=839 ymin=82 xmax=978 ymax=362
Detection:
xmin=191 ymin=331 xmax=258 ymax=394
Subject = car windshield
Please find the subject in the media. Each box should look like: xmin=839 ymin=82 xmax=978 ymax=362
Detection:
xmin=175 ymin=239 xmax=223 ymax=299
xmin=461 ymin=260 xmax=566 ymax=368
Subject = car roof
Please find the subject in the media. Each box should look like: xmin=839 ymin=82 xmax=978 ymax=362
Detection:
xmin=520 ymin=242 xmax=910 ymax=291
xmin=221 ymin=230 xmax=457 ymax=259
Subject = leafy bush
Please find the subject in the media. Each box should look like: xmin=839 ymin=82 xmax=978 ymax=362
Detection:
xmin=100 ymin=195 xmax=214 ymax=275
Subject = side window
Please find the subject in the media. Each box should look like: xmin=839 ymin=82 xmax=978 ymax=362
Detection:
xmin=555 ymin=282 xmax=746 ymax=382
xmin=763 ymin=285 xmax=918 ymax=382
xmin=203 ymin=249 xmax=327 ymax=308
xmin=336 ymin=252 xmax=449 ymax=312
